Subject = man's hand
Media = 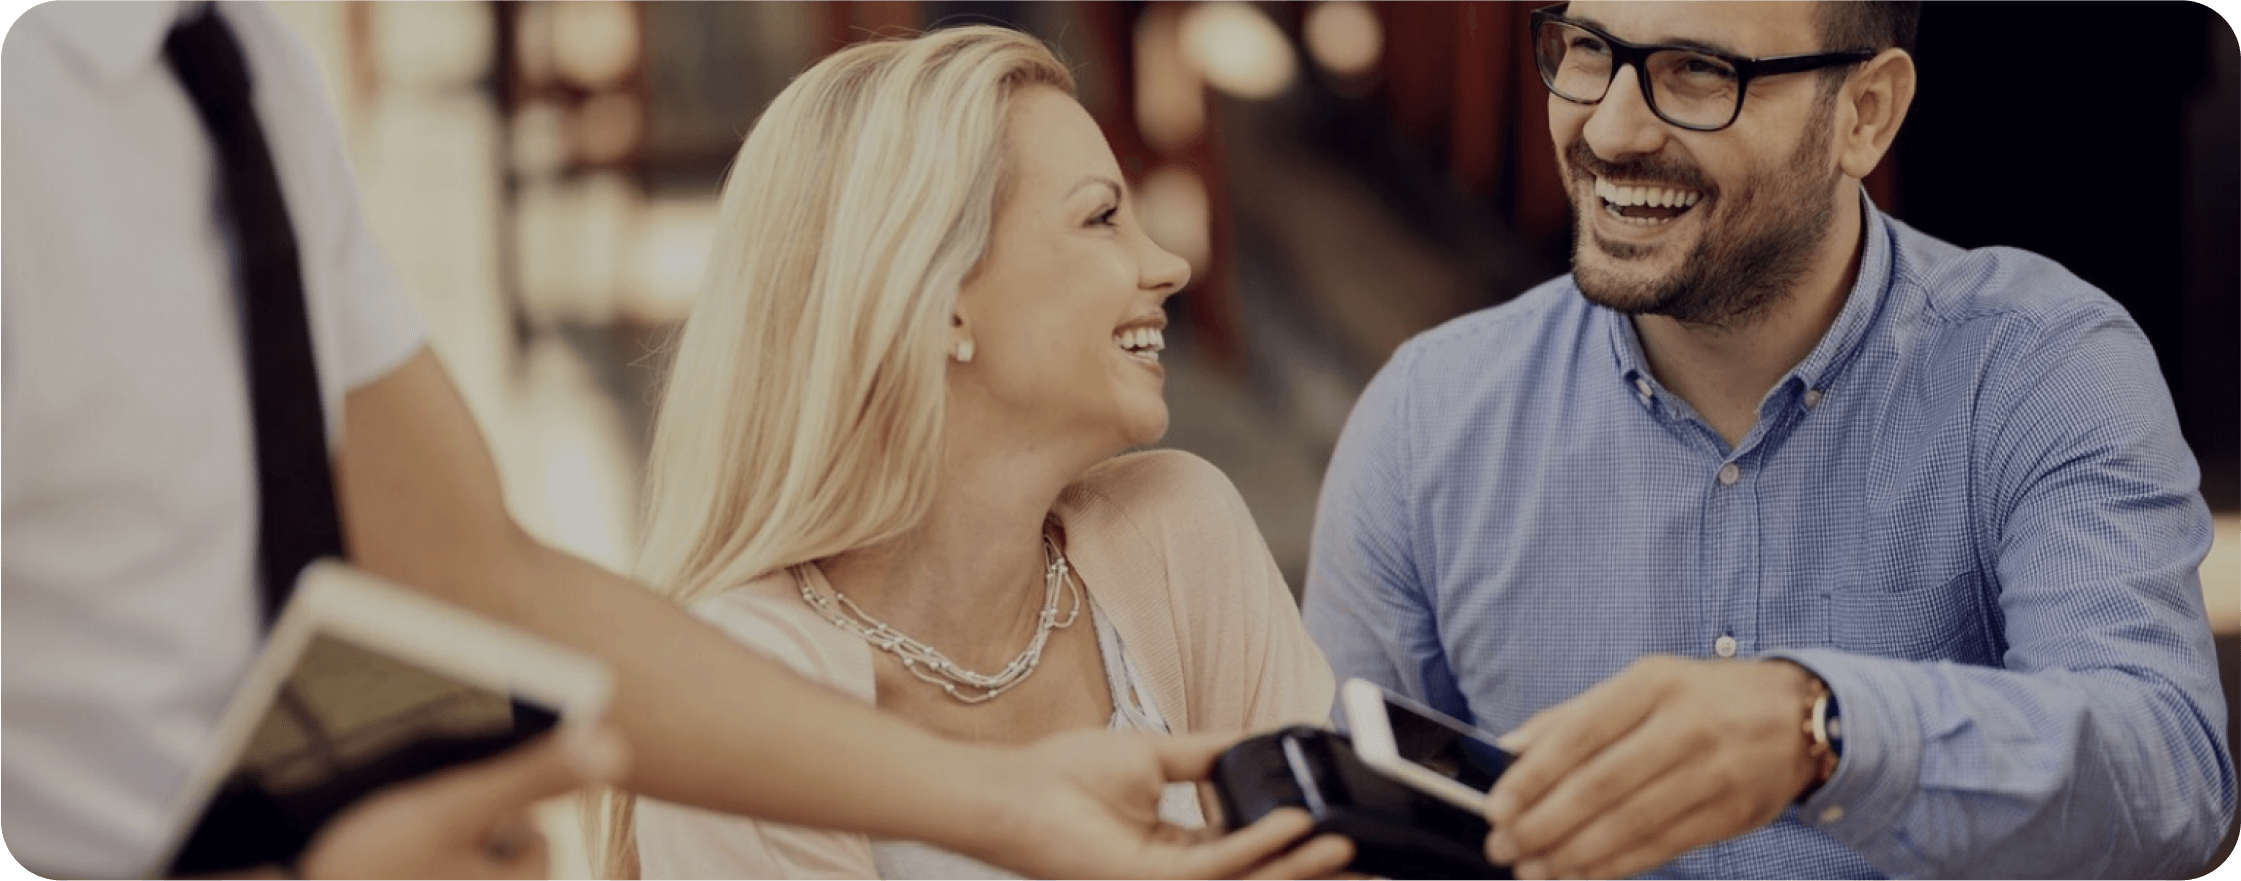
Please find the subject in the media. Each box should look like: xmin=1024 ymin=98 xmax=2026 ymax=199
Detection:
xmin=972 ymin=729 xmax=1354 ymax=879
xmin=1481 ymin=657 xmax=1820 ymax=880
xmin=295 ymin=724 xmax=629 ymax=879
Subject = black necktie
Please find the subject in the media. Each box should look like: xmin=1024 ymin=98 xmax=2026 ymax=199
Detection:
xmin=163 ymin=7 xmax=345 ymax=629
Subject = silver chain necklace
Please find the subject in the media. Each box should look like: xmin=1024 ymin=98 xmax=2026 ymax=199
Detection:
xmin=793 ymin=528 xmax=1084 ymax=704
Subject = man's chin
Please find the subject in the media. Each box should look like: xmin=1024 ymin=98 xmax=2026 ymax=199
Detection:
xmin=1575 ymin=283 xmax=1665 ymax=316
xmin=1585 ymin=222 xmax=1674 ymax=262
xmin=1574 ymin=248 xmax=1678 ymax=312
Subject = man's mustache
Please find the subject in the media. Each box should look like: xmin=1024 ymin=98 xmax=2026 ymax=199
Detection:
xmin=1563 ymin=137 xmax=1714 ymax=195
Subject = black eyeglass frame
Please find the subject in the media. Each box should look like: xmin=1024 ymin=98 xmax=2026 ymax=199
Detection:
xmin=1529 ymin=3 xmax=1879 ymax=132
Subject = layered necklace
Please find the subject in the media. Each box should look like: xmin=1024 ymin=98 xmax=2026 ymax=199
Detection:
xmin=793 ymin=525 xmax=1084 ymax=704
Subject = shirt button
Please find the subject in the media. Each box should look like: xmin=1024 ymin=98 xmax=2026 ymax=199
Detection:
xmin=1820 ymin=805 xmax=1846 ymax=824
xmin=1714 ymin=634 xmax=1737 ymax=657
xmin=1804 ymin=388 xmax=1825 ymax=408
xmin=1633 ymin=378 xmax=1653 ymax=402
xmin=1717 ymin=463 xmax=1740 ymax=485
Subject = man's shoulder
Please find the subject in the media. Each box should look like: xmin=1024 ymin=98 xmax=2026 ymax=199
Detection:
xmin=1874 ymin=216 xmax=2164 ymax=448
xmin=1885 ymin=215 xmax=2128 ymax=333
xmin=1384 ymin=276 xmax=1589 ymax=388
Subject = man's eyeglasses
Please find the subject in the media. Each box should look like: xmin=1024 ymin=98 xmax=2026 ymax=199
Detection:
xmin=1529 ymin=4 xmax=1877 ymax=132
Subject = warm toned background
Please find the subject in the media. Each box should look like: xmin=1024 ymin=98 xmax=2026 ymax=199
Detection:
xmin=255 ymin=3 xmax=2240 ymax=875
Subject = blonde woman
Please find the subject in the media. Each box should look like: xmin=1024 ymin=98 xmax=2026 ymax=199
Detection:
xmin=609 ymin=25 xmax=1343 ymax=880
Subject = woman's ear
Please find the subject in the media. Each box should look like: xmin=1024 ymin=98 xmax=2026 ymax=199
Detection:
xmin=949 ymin=311 xmax=975 ymax=364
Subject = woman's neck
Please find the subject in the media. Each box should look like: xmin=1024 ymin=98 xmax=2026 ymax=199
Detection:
xmin=814 ymin=428 xmax=1101 ymax=671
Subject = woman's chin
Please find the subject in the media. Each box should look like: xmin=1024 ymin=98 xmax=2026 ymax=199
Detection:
xmin=1122 ymin=410 xmax=1170 ymax=449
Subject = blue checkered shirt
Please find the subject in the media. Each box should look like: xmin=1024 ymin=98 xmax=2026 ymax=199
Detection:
xmin=1303 ymin=197 xmax=2234 ymax=878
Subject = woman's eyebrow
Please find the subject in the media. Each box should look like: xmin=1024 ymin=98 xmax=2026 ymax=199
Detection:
xmin=1067 ymin=176 xmax=1124 ymax=204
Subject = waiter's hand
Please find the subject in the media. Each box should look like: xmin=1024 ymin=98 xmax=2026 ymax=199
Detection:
xmin=973 ymin=729 xmax=1355 ymax=879
xmin=1481 ymin=657 xmax=1820 ymax=880
xmin=297 ymin=723 xmax=629 ymax=879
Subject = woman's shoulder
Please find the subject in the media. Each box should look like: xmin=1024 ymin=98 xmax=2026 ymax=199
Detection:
xmin=1059 ymin=448 xmax=1250 ymax=530
xmin=684 ymin=570 xmax=876 ymax=702
xmin=1055 ymin=449 xmax=1267 ymax=607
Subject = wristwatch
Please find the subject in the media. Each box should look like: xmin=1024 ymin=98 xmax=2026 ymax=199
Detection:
xmin=1801 ymin=673 xmax=1843 ymax=797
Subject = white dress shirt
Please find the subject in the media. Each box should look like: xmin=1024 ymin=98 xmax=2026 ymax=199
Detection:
xmin=3 ymin=2 xmax=425 ymax=875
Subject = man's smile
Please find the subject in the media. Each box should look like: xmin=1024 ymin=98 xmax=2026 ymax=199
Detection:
xmin=1594 ymin=175 xmax=1703 ymax=226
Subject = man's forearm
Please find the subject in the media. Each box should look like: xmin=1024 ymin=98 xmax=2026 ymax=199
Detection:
xmin=1774 ymin=648 xmax=2233 ymax=878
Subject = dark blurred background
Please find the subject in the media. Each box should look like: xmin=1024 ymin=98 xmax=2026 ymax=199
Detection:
xmin=257 ymin=2 xmax=2237 ymax=873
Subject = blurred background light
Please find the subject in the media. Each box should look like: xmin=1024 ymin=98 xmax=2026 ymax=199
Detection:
xmin=1133 ymin=5 xmax=1206 ymax=153
xmin=511 ymin=2 xmax=556 ymax=87
xmin=514 ymin=173 xmax=639 ymax=326
xmin=1179 ymin=2 xmax=1296 ymax=101
xmin=1139 ymin=165 xmax=1212 ymax=276
xmin=509 ymin=101 xmax=570 ymax=179
xmin=504 ymin=337 xmax=639 ymax=576
xmin=621 ymin=197 xmax=719 ymax=325
xmin=570 ymin=92 xmax=644 ymax=166
xmin=1305 ymin=1 xmax=1382 ymax=80
xmin=373 ymin=2 xmax=491 ymax=91
xmin=552 ymin=1 xmax=639 ymax=90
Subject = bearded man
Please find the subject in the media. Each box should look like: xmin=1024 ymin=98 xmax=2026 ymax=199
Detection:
xmin=1302 ymin=2 xmax=2234 ymax=877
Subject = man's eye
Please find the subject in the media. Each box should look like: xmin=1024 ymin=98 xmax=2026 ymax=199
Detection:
xmin=1092 ymin=206 xmax=1119 ymax=227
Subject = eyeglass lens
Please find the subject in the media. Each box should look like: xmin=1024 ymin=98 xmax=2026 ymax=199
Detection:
xmin=1535 ymin=19 xmax=1742 ymax=130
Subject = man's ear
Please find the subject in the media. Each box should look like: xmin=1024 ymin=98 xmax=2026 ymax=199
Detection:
xmin=1837 ymin=48 xmax=1917 ymax=180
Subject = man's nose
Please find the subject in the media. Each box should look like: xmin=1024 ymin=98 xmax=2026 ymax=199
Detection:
xmin=1581 ymin=65 xmax=1670 ymax=163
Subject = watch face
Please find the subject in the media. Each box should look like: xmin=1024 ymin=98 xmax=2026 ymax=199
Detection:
xmin=1814 ymin=691 xmax=1843 ymax=753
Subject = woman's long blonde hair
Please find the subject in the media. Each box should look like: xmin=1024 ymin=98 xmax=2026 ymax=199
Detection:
xmin=595 ymin=26 xmax=1074 ymax=879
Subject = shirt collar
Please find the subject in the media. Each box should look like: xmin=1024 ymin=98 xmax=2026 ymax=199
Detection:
xmin=1603 ymin=187 xmax=1896 ymax=397
xmin=1786 ymin=188 xmax=1893 ymax=392
xmin=42 ymin=1 xmax=193 ymax=84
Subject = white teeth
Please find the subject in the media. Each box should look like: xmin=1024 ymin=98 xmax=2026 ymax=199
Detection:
xmin=1594 ymin=176 xmax=1702 ymax=212
xmin=1114 ymin=326 xmax=1165 ymax=357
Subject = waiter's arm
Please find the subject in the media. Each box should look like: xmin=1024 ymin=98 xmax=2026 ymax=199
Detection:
xmin=332 ymin=348 xmax=1342 ymax=879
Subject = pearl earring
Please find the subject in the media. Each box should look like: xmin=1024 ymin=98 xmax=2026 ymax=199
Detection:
xmin=952 ymin=339 xmax=975 ymax=364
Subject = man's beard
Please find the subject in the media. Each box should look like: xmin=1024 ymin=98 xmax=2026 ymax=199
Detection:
xmin=1565 ymin=104 xmax=1842 ymax=328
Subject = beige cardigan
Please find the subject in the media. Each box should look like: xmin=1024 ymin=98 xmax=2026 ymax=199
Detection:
xmin=635 ymin=449 xmax=1338 ymax=879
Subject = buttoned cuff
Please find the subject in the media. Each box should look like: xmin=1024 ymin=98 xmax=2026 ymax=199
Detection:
xmin=1760 ymin=647 xmax=1932 ymax=878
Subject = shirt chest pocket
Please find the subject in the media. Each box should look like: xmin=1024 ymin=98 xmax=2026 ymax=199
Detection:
xmin=1829 ymin=563 xmax=2000 ymax=665
xmin=1819 ymin=444 xmax=2002 ymax=664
